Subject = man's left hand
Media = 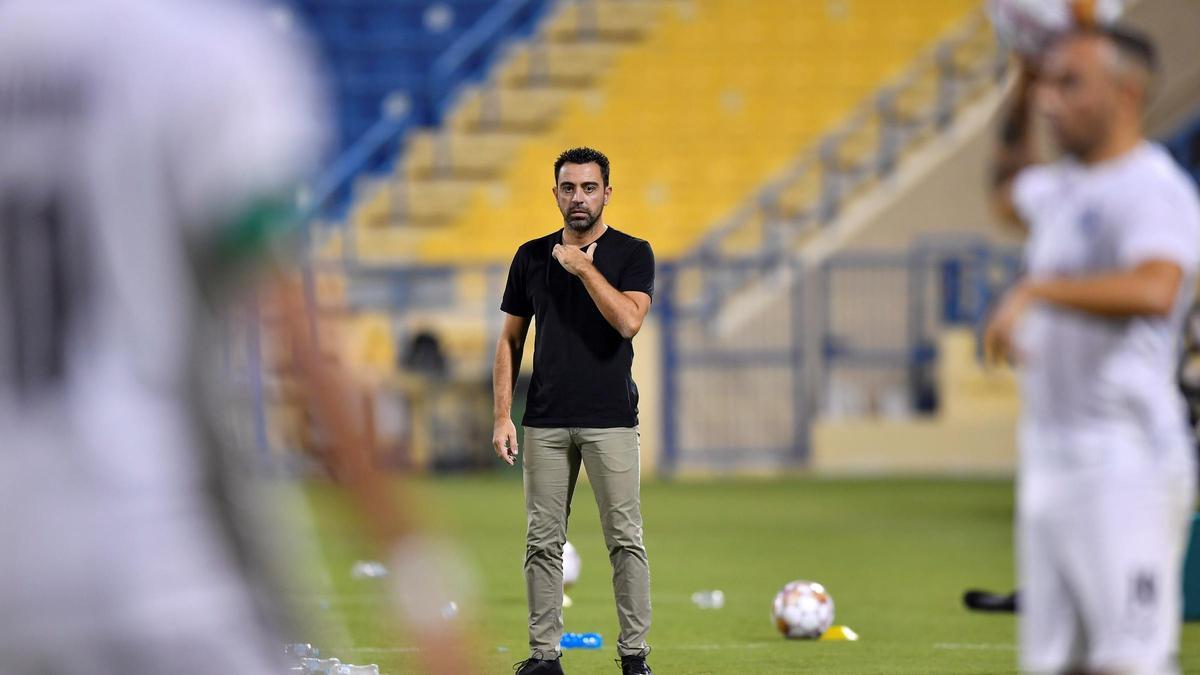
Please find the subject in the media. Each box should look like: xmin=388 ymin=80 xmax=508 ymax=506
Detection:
xmin=552 ymin=242 xmax=597 ymax=277
xmin=984 ymin=283 xmax=1033 ymax=366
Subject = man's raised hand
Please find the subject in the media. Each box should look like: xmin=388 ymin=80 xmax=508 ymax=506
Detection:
xmin=552 ymin=242 xmax=597 ymax=276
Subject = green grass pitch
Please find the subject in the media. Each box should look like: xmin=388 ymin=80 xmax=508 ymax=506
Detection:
xmin=300 ymin=476 xmax=1200 ymax=674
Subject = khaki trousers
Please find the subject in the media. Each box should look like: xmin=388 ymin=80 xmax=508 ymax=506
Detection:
xmin=522 ymin=426 xmax=651 ymax=659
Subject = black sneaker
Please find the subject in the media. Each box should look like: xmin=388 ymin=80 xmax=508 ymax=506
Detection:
xmin=617 ymin=655 xmax=652 ymax=675
xmin=514 ymin=656 xmax=565 ymax=674
xmin=962 ymin=589 xmax=1019 ymax=613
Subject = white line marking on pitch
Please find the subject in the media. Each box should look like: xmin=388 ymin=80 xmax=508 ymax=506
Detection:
xmin=652 ymin=642 xmax=774 ymax=651
xmin=332 ymin=643 xmax=779 ymax=655
xmin=328 ymin=647 xmax=422 ymax=654
xmin=932 ymin=643 xmax=1016 ymax=651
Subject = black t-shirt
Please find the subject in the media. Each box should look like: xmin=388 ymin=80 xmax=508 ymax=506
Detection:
xmin=501 ymin=226 xmax=655 ymax=428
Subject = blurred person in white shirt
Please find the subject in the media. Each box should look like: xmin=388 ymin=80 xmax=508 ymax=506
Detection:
xmin=988 ymin=26 xmax=1200 ymax=675
xmin=0 ymin=1 xmax=473 ymax=672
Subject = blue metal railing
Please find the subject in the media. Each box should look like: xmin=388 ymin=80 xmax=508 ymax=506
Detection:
xmin=430 ymin=0 xmax=551 ymax=118
xmin=656 ymin=256 xmax=809 ymax=475
xmin=656 ymin=236 xmax=1023 ymax=475
xmin=297 ymin=0 xmax=554 ymax=225
xmin=250 ymin=259 xmax=509 ymax=462
xmin=302 ymin=109 xmax=413 ymax=225
xmin=308 ymin=259 xmax=506 ymax=318
xmin=819 ymin=239 xmax=1021 ymax=371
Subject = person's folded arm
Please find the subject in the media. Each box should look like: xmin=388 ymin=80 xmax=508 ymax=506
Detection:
xmin=577 ymin=266 xmax=651 ymax=339
xmin=1021 ymin=259 xmax=1183 ymax=318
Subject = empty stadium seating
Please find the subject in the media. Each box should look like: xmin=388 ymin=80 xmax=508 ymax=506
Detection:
xmin=342 ymin=0 xmax=661 ymax=258
xmin=391 ymin=0 xmax=979 ymax=263
xmin=285 ymin=0 xmax=550 ymax=159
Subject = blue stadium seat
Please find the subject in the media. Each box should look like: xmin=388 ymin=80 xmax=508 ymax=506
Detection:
xmin=284 ymin=0 xmax=549 ymax=153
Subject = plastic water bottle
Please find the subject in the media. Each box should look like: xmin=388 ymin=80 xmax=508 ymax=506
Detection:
xmin=284 ymin=643 xmax=320 ymax=660
xmin=691 ymin=590 xmax=726 ymax=609
xmin=301 ymin=656 xmax=342 ymax=674
xmin=350 ymin=560 xmax=389 ymax=580
xmin=334 ymin=665 xmax=380 ymax=675
xmin=561 ymin=632 xmax=603 ymax=649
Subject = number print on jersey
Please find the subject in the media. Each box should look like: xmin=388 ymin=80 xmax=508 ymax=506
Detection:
xmin=0 ymin=190 xmax=88 ymax=399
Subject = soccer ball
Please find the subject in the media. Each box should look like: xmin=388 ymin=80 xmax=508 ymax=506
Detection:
xmin=986 ymin=0 xmax=1125 ymax=56
xmin=562 ymin=541 xmax=581 ymax=588
xmin=772 ymin=580 xmax=835 ymax=639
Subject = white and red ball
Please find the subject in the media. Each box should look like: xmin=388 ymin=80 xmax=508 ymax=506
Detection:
xmin=987 ymin=0 xmax=1125 ymax=56
xmin=772 ymin=580 xmax=835 ymax=639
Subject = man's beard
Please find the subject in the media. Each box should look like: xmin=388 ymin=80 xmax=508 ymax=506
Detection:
xmin=564 ymin=207 xmax=602 ymax=232
xmin=1051 ymin=119 xmax=1106 ymax=162
xmin=1060 ymin=136 xmax=1099 ymax=162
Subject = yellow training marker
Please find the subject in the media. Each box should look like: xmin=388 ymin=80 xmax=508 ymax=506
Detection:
xmin=819 ymin=626 xmax=860 ymax=642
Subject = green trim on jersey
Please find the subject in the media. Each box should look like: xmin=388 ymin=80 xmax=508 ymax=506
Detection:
xmin=213 ymin=198 xmax=298 ymax=263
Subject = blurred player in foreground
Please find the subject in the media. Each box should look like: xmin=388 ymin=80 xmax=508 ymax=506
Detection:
xmin=0 ymin=1 xmax=471 ymax=672
xmin=987 ymin=26 xmax=1200 ymax=674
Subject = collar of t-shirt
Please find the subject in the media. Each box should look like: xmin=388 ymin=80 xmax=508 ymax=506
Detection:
xmin=548 ymin=225 xmax=609 ymax=287
xmin=1063 ymin=141 xmax=1152 ymax=178
xmin=555 ymin=224 xmax=610 ymax=250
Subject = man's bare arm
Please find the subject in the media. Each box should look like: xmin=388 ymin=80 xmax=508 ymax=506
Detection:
xmin=1024 ymin=260 xmax=1184 ymax=318
xmin=492 ymin=313 xmax=531 ymax=465
xmin=274 ymin=277 xmax=480 ymax=673
xmin=577 ymin=267 xmax=651 ymax=339
xmin=273 ymin=277 xmax=408 ymax=542
xmin=984 ymin=260 xmax=1183 ymax=364
xmin=992 ymin=64 xmax=1040 ymax=230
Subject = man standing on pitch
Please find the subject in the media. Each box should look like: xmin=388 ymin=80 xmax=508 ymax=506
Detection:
xmin=493 ymin=147 xmax=654 ymax=675
xmin=988 ymin=28 xmax=1199 ymax=674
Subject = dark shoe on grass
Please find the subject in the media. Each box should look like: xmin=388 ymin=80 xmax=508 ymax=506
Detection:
xmin=963 ymin=589 xmax=1019 ymax=613
xmin=514 ymin=656 xmax=565 ymax=674
xmin=617 ymin=655 xmax=652 ymax=675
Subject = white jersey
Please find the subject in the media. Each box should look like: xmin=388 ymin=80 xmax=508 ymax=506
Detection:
xmin=1013 ymin=142 xmax=1200 ymax=473
xmin=0 ymin=0 xmax=324 ymax=656
xmin=0 ymin=0 xmax=323 ymax=485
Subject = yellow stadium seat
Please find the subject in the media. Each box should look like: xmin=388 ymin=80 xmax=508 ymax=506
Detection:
xmin=348 ymin=0 xmax=980 ymax=264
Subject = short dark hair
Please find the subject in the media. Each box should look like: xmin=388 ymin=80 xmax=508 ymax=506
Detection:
xmin=554 ymin=147 xmax=610 ymax=186
xmin=1102 ymin=25 xmax=1158 ymax=75
xmin=1062 ymin=24 xmax=1158 ymax=74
